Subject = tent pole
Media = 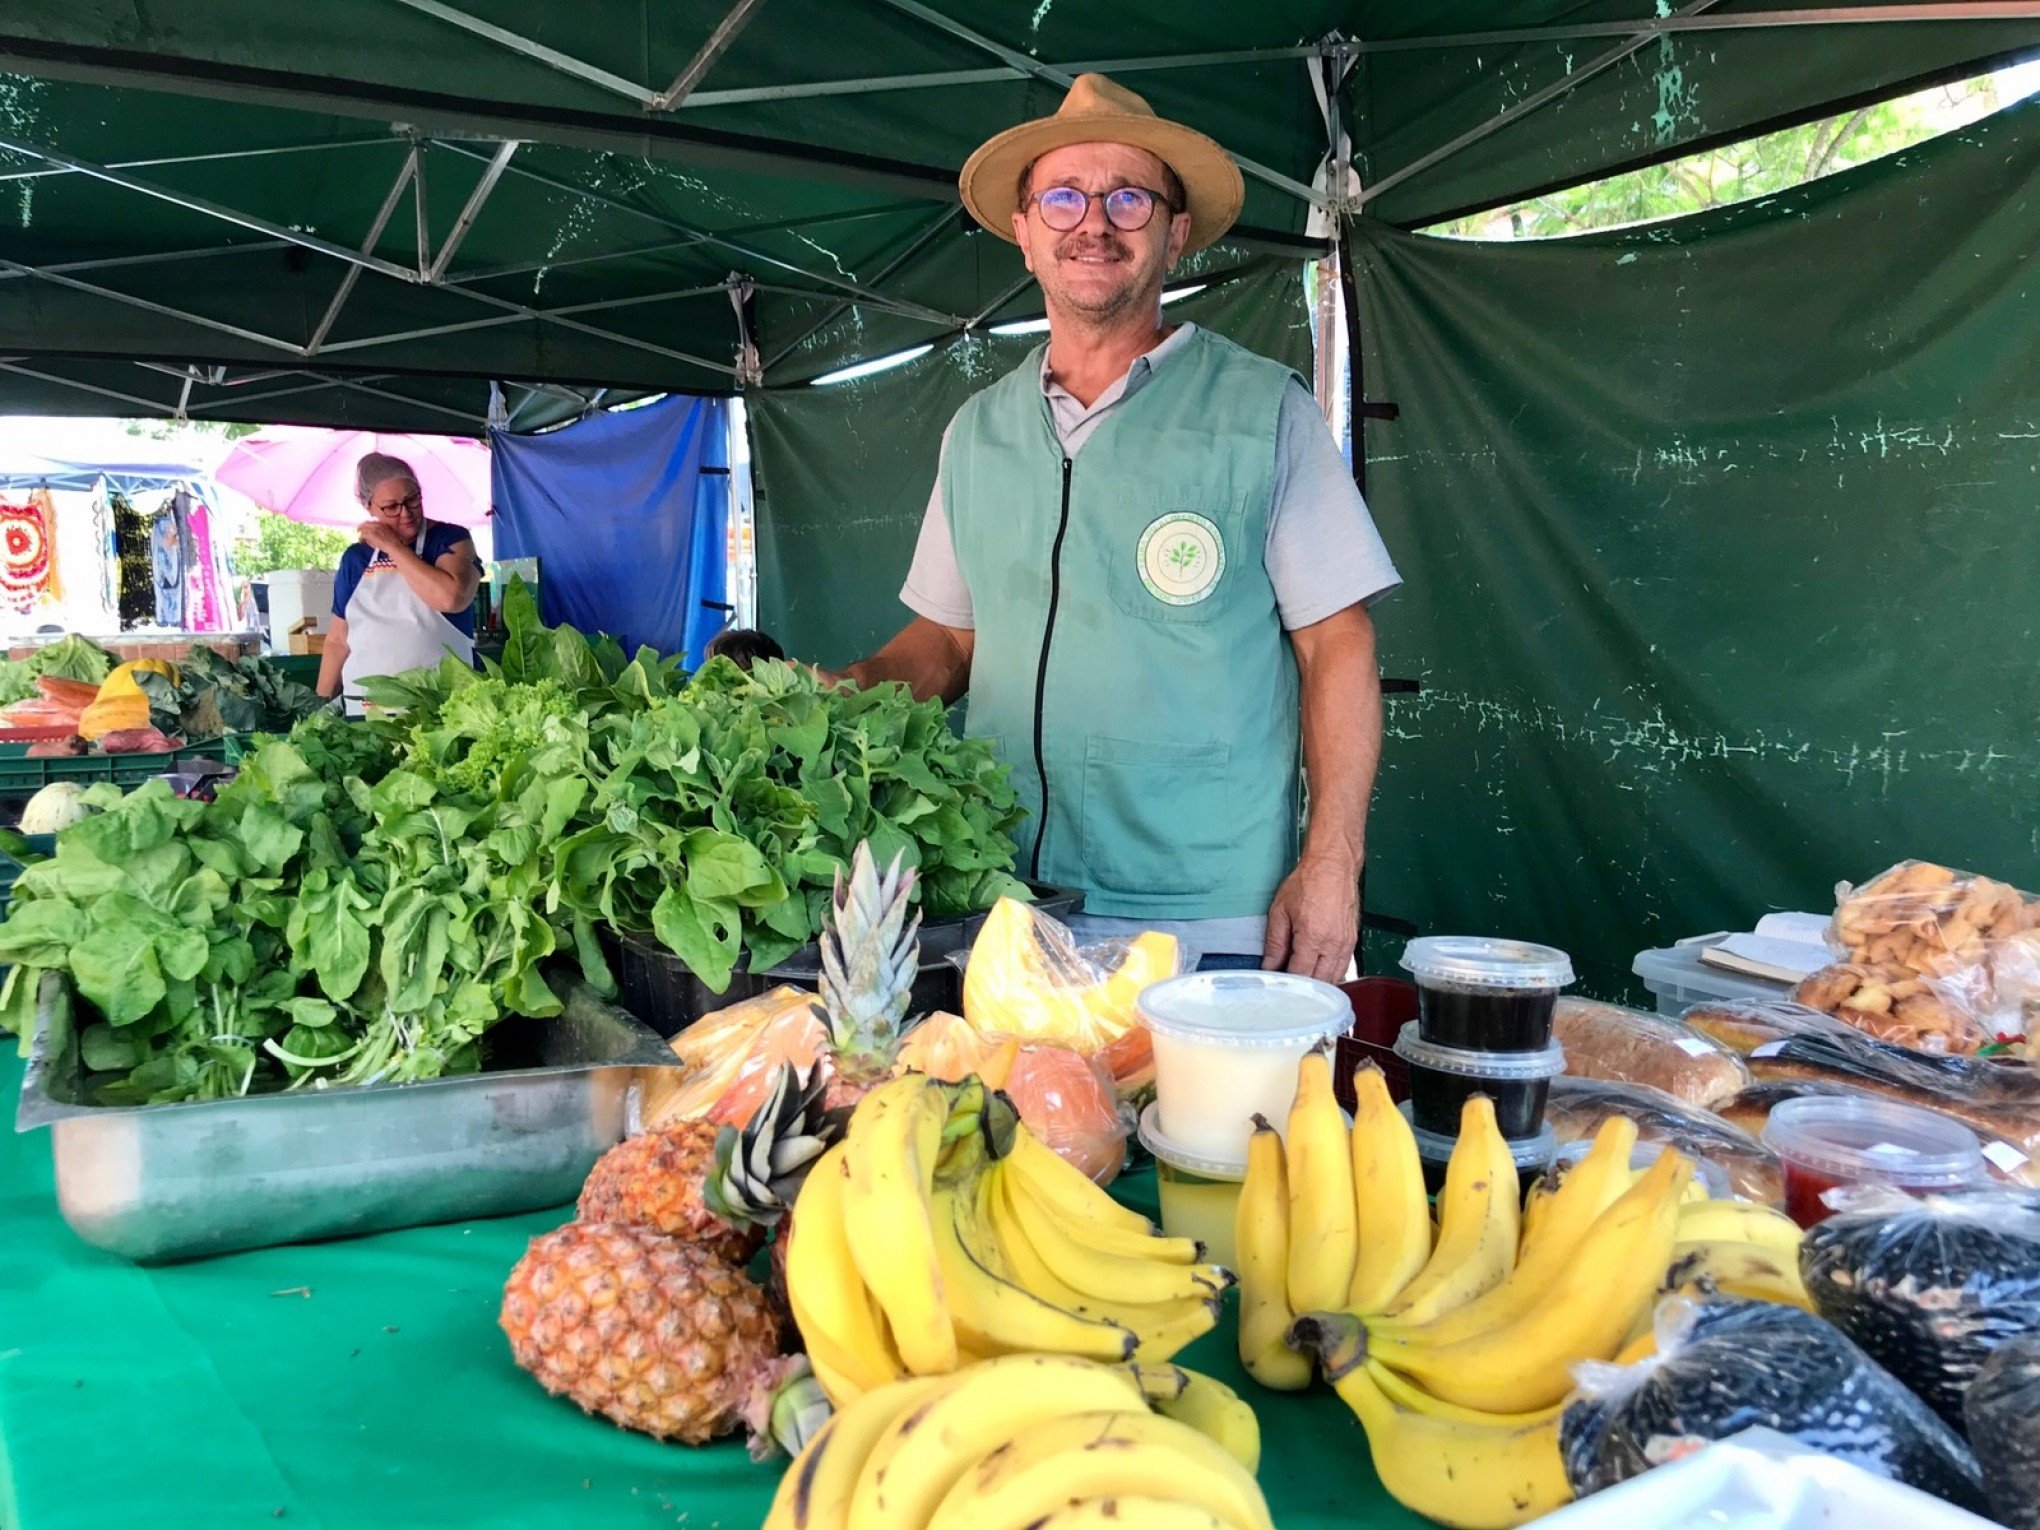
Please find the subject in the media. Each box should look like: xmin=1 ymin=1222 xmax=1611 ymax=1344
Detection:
xmin=760 ymin=207 xmax=960 ymax=373
xmin=0 ymin=255 xmax=304 ymax=354
xmin=425 ymin=139 xmax=518 ymax=283
xmin=681 ymin=45 xmax=1324 ymax=108
xmin=380 ymin=0 xmax=659 ymax=107
xmin=0 ymin=359 xmax=168 ymax=414
xmin=1363 ymin=3 xmax=2040 ymax=50
xmin=652 ymin=0 xmax=771 ymax=111
xmin=0 ymin=133 xmax=424 ymax=284
xmin=0 ymin=136 xmax=394 ymax=185
xmin=316 ymin=282 xmax=733 ymax=357
xmin=307 ymin=151 xmax=418 ymax=357
xmin=868 ymin=0 xmax=1334 ymax=211
xmin=432 ymin=140 xmax=968 ymax=324
xmin=1359 ymin=0 xmax=1726 ymax=209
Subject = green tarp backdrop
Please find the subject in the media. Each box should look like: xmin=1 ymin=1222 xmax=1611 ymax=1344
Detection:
xmin=749 ymin=259 xmax=1318 ymax=665
xmin=1354 ymin=95 xmax=2040 ymax=995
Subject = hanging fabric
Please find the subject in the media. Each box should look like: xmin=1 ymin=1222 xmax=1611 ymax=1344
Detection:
xmin=110 ymin=490 xmax=153 ymax=628
xmin=150 ymin=498 xmax=186 ymax=628
xmin=26 ymin=488 xmax=62 ymax=607
xmin=169 ymin=488 xmax=223 ymax=632
xmin=0 ymin=498 xmax=53 ymax=613
xmin=491 ymin=394 xmax=730 ymax=660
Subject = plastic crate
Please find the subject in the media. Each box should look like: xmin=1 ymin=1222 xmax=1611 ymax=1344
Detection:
xmin=1631 ymin=935 xmax=1795 ymax=1016
xmin=0 ymin=736 xmax=233 ymax=800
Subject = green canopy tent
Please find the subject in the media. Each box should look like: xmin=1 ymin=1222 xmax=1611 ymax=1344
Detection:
xmin=0 ymin=2 xmax=2035 ymax=994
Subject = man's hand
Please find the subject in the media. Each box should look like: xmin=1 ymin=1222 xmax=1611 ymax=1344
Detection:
xmin=357 ymin=520 xmax=407 ymax=558
xmin=1262 ymin=850 xmax=1361 ymax=982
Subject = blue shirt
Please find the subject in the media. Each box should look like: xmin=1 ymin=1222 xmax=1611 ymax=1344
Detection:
xmin=332 ymin=521 xmax=480 ymax=637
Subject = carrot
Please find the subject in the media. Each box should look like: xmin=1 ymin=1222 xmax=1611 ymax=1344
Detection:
xmin=35 ymin=676 xmax=100 ymax=710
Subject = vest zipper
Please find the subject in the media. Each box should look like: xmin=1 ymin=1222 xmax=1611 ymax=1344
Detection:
xmin=1028 ymin=455 xmax=1074 ymax=880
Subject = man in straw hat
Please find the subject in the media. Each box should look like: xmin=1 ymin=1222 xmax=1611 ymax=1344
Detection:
xmin=834 ymin=75 xmax=1399 ymax=979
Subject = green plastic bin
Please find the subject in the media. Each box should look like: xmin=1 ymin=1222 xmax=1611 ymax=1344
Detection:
xmin=0 ymin=736 xmax=232 ymax=800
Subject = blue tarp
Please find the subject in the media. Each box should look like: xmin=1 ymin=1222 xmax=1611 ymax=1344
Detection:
xmin=490 ymin=395 xmax=730 ymax=661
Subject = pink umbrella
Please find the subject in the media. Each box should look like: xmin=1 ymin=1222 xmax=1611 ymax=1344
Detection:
xmin=213 ymin=427 xmax=492 ymax=529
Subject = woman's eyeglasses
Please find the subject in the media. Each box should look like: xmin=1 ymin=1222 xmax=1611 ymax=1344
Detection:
xmin=1025 ymin=185 xmax=1177 ymax=233
xmin=371 ymin=495 xmax=423 ymax=516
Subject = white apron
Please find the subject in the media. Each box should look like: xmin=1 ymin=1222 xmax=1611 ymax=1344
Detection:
xmin=339 ymin=524 xmax=475 ymax=714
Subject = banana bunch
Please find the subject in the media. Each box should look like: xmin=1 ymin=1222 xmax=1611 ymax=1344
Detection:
xmin=760 ymin=1353 xmax=1272 ymax=1530
xmin=787 ymin=1074 xmax=1230 ymax=1405
xmin=1238 ymin=1056 xmax=1704 ymax=1528
xmin=1665 ymin=1196 xmax=1810 ymax=1311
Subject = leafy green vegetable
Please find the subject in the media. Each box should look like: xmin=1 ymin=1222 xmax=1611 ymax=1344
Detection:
xmin=133 ymin=646 xmax=331 ymax=740
xmin=0 ymin=578 xmax=1029 ymax=1101
xmin=377 ymin=579 xmax=1028 ymax=992
xmin=0 ymin=634 xmax=116 ymax=705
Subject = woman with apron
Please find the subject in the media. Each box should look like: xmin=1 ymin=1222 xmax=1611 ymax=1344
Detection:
xmin=316 ymin=452 xmax=482 ymax=714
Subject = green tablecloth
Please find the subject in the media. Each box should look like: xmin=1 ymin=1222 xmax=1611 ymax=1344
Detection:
xmin=0 ymin=1054 xmax=1426 ymax=1529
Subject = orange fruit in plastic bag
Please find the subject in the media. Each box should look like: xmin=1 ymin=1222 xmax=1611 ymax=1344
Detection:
xmin=893 ymin=1010 xmax=1020 ymax=1089
xmin=1003 ymin=1043 xmax=1129 ymax=1187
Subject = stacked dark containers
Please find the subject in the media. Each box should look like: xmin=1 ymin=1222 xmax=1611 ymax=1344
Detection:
xmin=1394 ymin=936 xmax=1574 ymax=1194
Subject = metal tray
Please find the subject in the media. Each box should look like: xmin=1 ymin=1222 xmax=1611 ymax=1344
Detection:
xmin=16 ymin=974 xmax=680 ymax=1263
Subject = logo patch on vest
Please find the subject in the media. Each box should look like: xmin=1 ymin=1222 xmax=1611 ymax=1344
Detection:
xmin=1136 ymin=513 xmax=1225 ymax=606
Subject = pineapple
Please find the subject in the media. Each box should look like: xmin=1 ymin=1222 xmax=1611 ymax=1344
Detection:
xmin=581 ymin=1062 xmax=846 ymax=1283
xmin=815 ymin=842 xmax=923 ymax=1106
xmin=499 ymin=1221 xmax=826 ymax=1451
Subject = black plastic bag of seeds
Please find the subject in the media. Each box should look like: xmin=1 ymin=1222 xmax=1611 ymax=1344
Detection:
xmin=1561 ymin=1296 xmax=1988 ymax=1514
xmin=1966 ymin=1333 xmax=2040 ymax=1529
xmin=1801 ymin=1187 xmax=2040 ymax=1429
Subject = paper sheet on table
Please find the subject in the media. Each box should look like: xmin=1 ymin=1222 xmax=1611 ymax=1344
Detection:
xmin=1700 ymin=913 xmax=1831 ymax=983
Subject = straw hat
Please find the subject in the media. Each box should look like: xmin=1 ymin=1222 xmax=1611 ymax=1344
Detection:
xmin=959 ymin=73 xmax=1244 ymax=253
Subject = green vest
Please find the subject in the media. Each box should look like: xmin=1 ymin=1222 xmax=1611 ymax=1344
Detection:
xmin=943 ymin=327 xmax=1301 ymax=920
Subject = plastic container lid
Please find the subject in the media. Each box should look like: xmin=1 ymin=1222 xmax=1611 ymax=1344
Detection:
xmin=1393 ymin=1021 xmax=1566 ymax=1079
xmin=1137 ymin=971 xmax=1351 ymax=1049
xmin=1137 ymin=1101 xmax=1248 ymax=1181
xmin=1400 ymin=935 xmax=1575 ymax=992
xmin=1759 ymin=1096 xmax=1983 ymax=1187
xmin=1401 ymin=1103 xmax=1557 ymax=1170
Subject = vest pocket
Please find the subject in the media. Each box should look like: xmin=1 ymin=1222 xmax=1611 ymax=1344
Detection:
xmin=1106 ymin=500 xmax=1248 ymax=625
xmin=1079 ymin=735 xmax=1229 ymax=895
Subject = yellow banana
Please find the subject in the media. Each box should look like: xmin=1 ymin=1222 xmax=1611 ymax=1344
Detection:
xmin=1322 ymin=1353 xmax=1572 ymax=1529
xmin=1025 ymin=1498 xmax=1230 ymax=1529
xmin=846 ymin=1353 xmax=1147 ymax=1530
xmin=1235 ymin=1115 xmax=1313 ymax=1391
xmin=1674 ymin=1198 xmax=1803 ymax=1256
xmin=999 ymin=1169 xmax=1229 ymax=1306
xmin=785 ymin=1141 xmax=908 ymax=1403
xmin=761 ymin=1373 xmax=948 ymax=1530
xmin=931 ymin=1181 xmax=1137 ymax=1363
xmin=1007 ymin=1171 xmax=1202 ymax=1263
xmin=1345 ymin=1062 xmax=1432 ymax=1314
xmin=1371 ymin=1113 xmax=1639 ymax=1349
xmin=1369 ymin=1151 xmax=1694 ymax=1414
xmin=924 ymin=1409 xmax=1277 ymax=1530
xmin=985 ymin=1170 xmax=1220 ymax=1359
xmin=1379 ymin=1095 xmax=1520 ymax=1325
xmin=1123 ymin=1292 xmax=1223 ymax=1363
xmin=1285 ymin=1045 xmax=1360 ymax=1314
xmin=1363 ymin=1358 xmax=1565 ymax=1430
xmin=1141 ymin=1366 xmax=1261 ymax=1472
xmin=840 ymin=1076 xmax=957 ymax=1376
xmin=1667 ymin=1238 xmax=1814 ymax=1311
xmin=1004 ymin=1127 xmax=1157 ymax=1237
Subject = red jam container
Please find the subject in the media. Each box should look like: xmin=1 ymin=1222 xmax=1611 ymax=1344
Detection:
xmin=1760 ymin=1096 xmax=1984 ymax=1228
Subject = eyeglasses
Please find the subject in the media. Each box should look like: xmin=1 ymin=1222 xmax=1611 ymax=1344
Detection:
xmin=1025 ymin=184 xmax=1177 ymax=233
xmin=371 ymin=495 xmax=423 ymax=516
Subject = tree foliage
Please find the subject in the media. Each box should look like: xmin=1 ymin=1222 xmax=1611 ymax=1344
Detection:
xmin=1430 ymin=78 xmax=2002 ymax=241
xmin=232 ymin=514 xmax=353 ymax=579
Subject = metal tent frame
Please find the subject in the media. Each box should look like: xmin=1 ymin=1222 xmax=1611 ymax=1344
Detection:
xmin=0 ymin=1 xmax=2029 ymax=428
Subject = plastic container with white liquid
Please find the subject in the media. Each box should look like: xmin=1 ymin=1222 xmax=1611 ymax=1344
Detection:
xmin=1138 ymin=970 xmax=1351 ymax=1161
